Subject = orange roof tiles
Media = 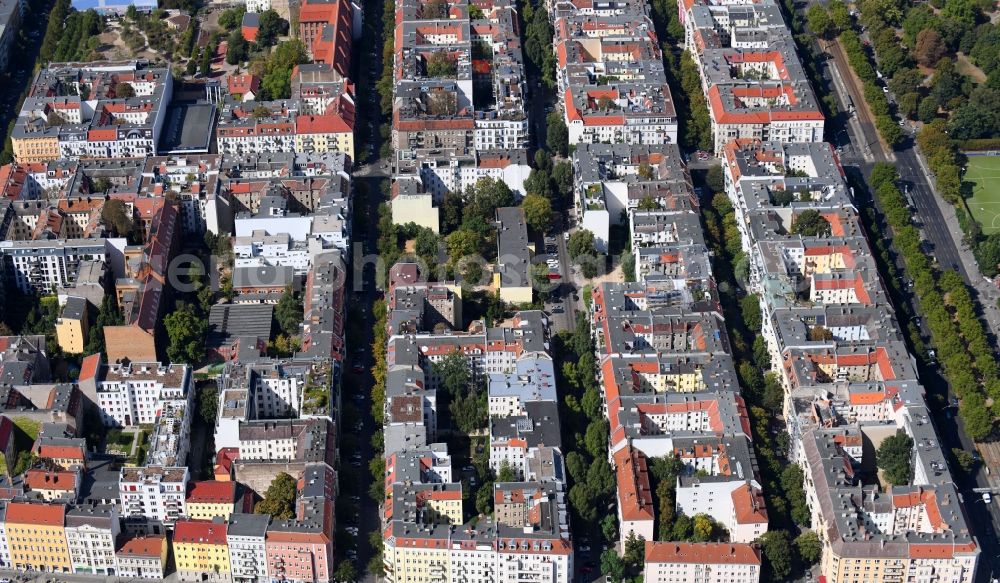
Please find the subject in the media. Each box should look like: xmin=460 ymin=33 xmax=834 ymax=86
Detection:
xmin=117 ymin=535 xmax=166 ymax=557
xmin=6 ymin=501 xmax=65 ymax=526
xmin=730 ymin=483 xmax=768 ymax=525
xmin=614 ymin=447 xmax=654 ymax=522
xmin=24 ymin=469 xmax=77 ymax=491
xmin=645 ymin=541 xmax=761 ymax=565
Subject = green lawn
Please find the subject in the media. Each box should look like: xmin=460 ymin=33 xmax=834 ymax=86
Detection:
xmin=965 ymin=155 xmax=1000 ymax=234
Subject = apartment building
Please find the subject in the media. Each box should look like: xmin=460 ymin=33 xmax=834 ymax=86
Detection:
xmin=495 ymin=206 xmax=532 ymax=304
xmin=719 ymin=138 xmax=981 ymax=582
xmin=581 ymin=142 xmax=772 ymax=554
xmin=138 ymin=155 xmax=223 ymax=234
xmin=572 ymin=143 xmax=694 ymax=252
xmin=65 ymin=504 xmax=119 ymax=576
xmin=0 ymin=237 xmax=127 ymax=294
xmin=644 ymin=541 xmax=762 ymax=583
xmin=11 ymin=61 xmax=173 ymax=164
xmin=553 ymin=7 xmax=678 ymax=148
xmin=683 ymin=0 xmax=823 ymax=153
xmin=173 ymin=519 xmax=232 ymax=582
xmin=55 ymin=295 xmax=89 ymax=353
xmin=115 ymin=534 xmax=168 ymax=579
xmin=5 ymin=501 xmax=71 ymax=573
xmin=227 ymin=513 xmax=270 ymax=583
xmin=186 ymin=481 xmax=239 ymax=521
xmin=299 ymin=0 xmax=353 ymax=76
xmin=381 ymin=262 xmax=572 ymax=582
xmin=92 ymin=361 xmax=192 ymax=427
xmin=119 ymin=466 xmax=189 ymax=530
xmin=390 ymin=0 xmax=531 ymax=231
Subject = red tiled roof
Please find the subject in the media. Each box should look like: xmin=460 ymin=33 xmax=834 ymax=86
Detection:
xmin=38 ymin=443 xmax=85 ymax=461
xmin=187 ymin=481 xmax=236 ymax=504
xmin=25 ymin=469 xmax=77 ymax=491
xmin=174 ymin=520 xmax=228 ymax=545
xmin=6 ymin=501 xmax=65 ymax=526
xmin=79 ymin=353 xmax=101 ymax=382
xmin=117 ymin=535 xmax=166 ymax=557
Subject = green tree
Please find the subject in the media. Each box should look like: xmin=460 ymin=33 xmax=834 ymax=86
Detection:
xmin=791 ymin=209 xmax=832 ymax=237
xmin=806 ymin=4 xmax=834 ymax=38
xmin=569 ymin=483 xmax=598 ymax=522
xmin=740 ymin=296 xmax=762 ymax=331
xmin=584 ymin=419 xmax=608 ymax=459
xmin=447 ymin=229 xmax=481 ymax=263
xmin=568 ymin=230 xmax=597 ymax=259
xmin=546 ymin=113 xmax=568 ymax=157
xmin=114 ymin=82 xmax=135 ymax=99
xmin=600 ymin=549 xmax=625 ymax=579
xmin=433 ymin=350 xmax=471 ymax=397
xmin=226 ymin=30 xmax=249 ymax=65
xmin=637 ymin=196 xmax=659 ymax=211
xmin=622 ymin=533 xmax=645 ymax=570
xmin=426 ymin=51 xmax=458 ymax=77
xmin=219 ymin=6 xmax=246 ymax=30
xmin=601 ymin=514 xmax=617 ymax=542
xmin=414 ymin=228 xmax=440 ymax=261
xmin=759 ymin=530 xmax=793 ymax=581
xmin=101 ymin=199 xmax=133 ymax=237
xmin=164 ymin=302 xmax=207 ymax=364
xmin=877 ymin=431 xmax=914 ymax=486
xmin=198 ymin=384 xmax=218 ymax=425
xmin=199 ymin=43 xmax=212 ymax=76
xmin=333 ymin=561 xmax=356 ymax=583
xmin=795 ymin=531 xmax=822 ymax=566
xmin=254 ymin=472 xmax=297 ymax=519
xmin=497 ymin=460 xmax=516 ymax=482
xmin=467 ymin=178 xmax=515 ymax=224
xmin=450 ymin=384 xmax=487 ymax=434
xmin=274 ymin=286 xmax=303 ymax=336
xmin=256 ymin=9 xmax=288 ymax=47
xmin=522 ymin=194 xmax=553 ymax=233
xmin=441 ymin=190 xmax=464 ymax=234
xmin=762 ymin=373 xmax=784 ymax=414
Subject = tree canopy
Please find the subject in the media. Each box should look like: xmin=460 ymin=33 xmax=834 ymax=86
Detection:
xmin=877 ymin=431 xmax=914 ymax=486
xmin=791 ymin=209 xmax=832 ymax=237
xmin=165 ymin=302 xmax=207 ymax=365
xmin=254 ymin=472 xmax=297 ymax=519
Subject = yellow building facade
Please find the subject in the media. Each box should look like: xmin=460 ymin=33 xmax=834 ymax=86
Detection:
xmin=55 ymin=297 xmax=89 ymax=354
xmin=5 ymin=501 xmax=71 ymax=573
xmin=173 ymin=520 xmax=231 ymax=582
xmin=12 ymin=135 xmax=60 ymax=164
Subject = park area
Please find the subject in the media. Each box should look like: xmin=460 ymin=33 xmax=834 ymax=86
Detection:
xmin=965 ymin=155 xmax=1000 ymax=234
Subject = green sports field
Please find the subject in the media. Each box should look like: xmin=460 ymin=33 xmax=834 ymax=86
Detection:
xmin=966 ymin=155 xmax=1000 ymax=234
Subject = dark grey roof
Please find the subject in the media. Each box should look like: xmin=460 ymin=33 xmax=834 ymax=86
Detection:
xmin=61 ymin=296 xmax=88 ymax=321
xmin=208 ymin=304 xmax=274 ymax=348
xmin=227 ymin=512 xmax=270 ymax=538
xmin=490 ymin=400 xmax=562 ymax=450
xmin=496 ymin=207 xmax=530 ymax=288
xmin=233 ymin=265 xmax=295 ymax=289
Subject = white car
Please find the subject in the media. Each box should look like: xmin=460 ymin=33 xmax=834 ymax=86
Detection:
xmin=984 ymin=492 xmax=992 ymax=504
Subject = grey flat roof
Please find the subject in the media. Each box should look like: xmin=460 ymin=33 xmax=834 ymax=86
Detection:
xmin=159 ymin=102 xmax=216 ymax=154
xmin=208 ymin=303 xmax=274 ymax=347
